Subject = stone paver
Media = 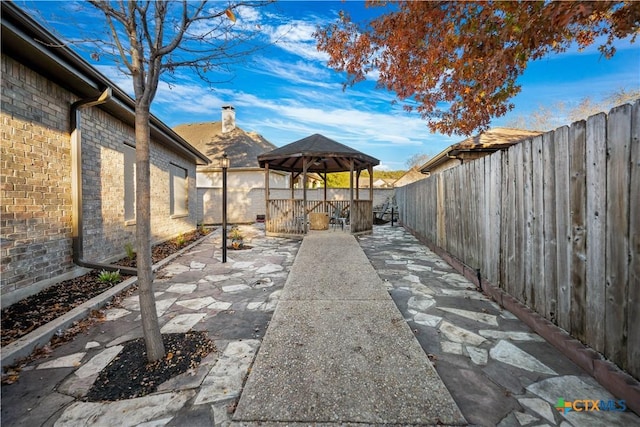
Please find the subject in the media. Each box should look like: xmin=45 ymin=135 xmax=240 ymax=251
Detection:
xmin=359 ymin=225 xmax=640 ymax=427
xmin=1 ymin=224 xmax=638 ymax=427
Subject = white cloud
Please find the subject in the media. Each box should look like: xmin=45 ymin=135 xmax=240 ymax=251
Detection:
xmin=263 ymin=19 xmax=329 ymax=62
xmin=235 ymin=5 xmax=262 ymax=24
xmin=250 ymin=57 xmax=334 ymax=88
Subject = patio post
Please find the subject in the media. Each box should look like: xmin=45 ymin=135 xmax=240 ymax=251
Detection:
xmin=302 ymin=156 xmax=309 ymax=233
xmin=368 ymin=164 xmax=374 ymax=201
xmin=349 ymin=159 xmax=354 ymax=230
xmin=221 ymin=153 xmax=229 ymax=263
xmin=264 ymin=162 xmax=269 ymax=227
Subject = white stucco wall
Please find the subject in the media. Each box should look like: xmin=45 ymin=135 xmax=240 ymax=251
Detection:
xmin=197 ymin=187 xmax=395 ymax=224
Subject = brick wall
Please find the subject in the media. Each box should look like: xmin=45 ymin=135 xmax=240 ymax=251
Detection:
xmin=1 ymin=55 xmax=75 ymax=304
xmin=79 ymin=107 xmax=198 ymax=262
xmin=1 ymin=54 xmax=198 ymax=306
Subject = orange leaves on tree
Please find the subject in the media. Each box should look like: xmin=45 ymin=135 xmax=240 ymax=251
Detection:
xmin=315 ymin=0 xmax=640 ymax=136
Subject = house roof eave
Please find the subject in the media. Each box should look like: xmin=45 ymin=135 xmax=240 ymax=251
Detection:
xmin=418 ymin=127 xmax=543 ymax=173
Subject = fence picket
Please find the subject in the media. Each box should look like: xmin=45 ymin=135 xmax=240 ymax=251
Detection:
xmin=569 ymin=121 xmax=587 ymax=342
xmin=514 ymin=143 xmax=526 ymax=302
xmin=628 ymin=100 xmax=640 ymax=378
xmin=522 ymin=139 xmax=534 ymax=307
xmin=585 ymin=113 xmax=607 ymax=353
xmin=606 ymin=104 xmax=632 ymax=369
xmin=531 ymin=135 xmax=545 ymax=316
xmin=555 ymin=126 xmax=572 ymax=331
xmin=437 ymin=174 xmax=446 ymax=248
xmin=488 ymin=153 xmax=503 ymax=285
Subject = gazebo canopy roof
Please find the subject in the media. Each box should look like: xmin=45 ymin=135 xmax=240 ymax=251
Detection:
xmin=258 ymin=133 xmax=380 ymax=173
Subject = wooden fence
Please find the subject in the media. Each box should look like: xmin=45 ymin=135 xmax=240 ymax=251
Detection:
xmin=396 ymin=101 xmax=639 ymax=380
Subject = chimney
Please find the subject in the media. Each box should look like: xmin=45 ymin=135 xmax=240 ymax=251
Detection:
xmin=221 ymin=105 xmax=236 ymax=133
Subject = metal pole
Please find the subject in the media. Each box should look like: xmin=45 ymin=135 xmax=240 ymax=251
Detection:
xmin=222 ymin=153 xmax=228 ymax=263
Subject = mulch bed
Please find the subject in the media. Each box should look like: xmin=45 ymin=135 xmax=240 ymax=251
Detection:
xmin=1 ymin=228 xmax=210 ymax=347
xmin=0 ymin=271 xmax=133 ymax=348
xmin=86 ymin=331 xmax=215 ymax=401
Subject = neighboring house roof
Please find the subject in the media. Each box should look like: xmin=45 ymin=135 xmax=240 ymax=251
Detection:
xmin=1 ymin=1 xmax=209 ymax=166
xmin=258 ymin=133 xmax=380 ymax=173
xmin=393 ymin=168 xmax=425 ymax=187
xmin=419 ymin=127 xmax=542 ymax=174
xmin=173 ymin=122 xmax=276 ymax=168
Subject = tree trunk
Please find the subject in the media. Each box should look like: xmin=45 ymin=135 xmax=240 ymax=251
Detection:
xmin=135 ymin=104 xmax=165 ymax=362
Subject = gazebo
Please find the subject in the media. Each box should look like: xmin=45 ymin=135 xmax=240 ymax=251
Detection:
xmin=258 ymin=134 xmax=380 ymax=237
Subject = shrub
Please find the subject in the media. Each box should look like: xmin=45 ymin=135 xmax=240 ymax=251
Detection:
xmin=97 ymin=270 xmax=121 ymax=284
xmin=229 ymin=227 xmax=244 ymax=249
xmin=175 ymin=233 xmax=186 ymax=247
xmin=124 ymin=243 xmax=136 ymax=260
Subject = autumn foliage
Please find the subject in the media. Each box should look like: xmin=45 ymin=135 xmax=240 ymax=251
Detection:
xmin=315 ymin=1 xmax=640 ymax=135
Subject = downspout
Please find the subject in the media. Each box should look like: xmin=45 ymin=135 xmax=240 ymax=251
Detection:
xmin=446 ymin=152 xmax=464 ymax=165
xmin=70 ymin=88 xmax=137 ymax=275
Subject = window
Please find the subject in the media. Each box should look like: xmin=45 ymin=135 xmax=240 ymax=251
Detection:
xmin=123 ymin=144 xmax=136 ymax=222
xmin=170 ymin=163 xmax=188 ymax=216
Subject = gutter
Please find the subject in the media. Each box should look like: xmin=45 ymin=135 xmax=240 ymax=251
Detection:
xmin=70 ymin=88 xmax=137 ymax=276
xmin=419 ymin=147 xmax=456 ymax=174
xmin=446 ymin=152 xmax=464 ymax=165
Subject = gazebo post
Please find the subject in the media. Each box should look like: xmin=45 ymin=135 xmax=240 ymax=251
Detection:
xmin=290 ymin=171 xmax=294 ymax=199
xmin=264 ymin=162 xmax=270 ymax=227
xmin=368 ymin=164 xmax=374 ymax=201
xmin=349 ymin=159 xmax=354 ymax=230
xmin=355 ymin=169 xmax=361 ymax=200
xmin=323 ymin=171 xmax=327 ymax=212
xmin=302 ymin=156 xmax=308 ymax=234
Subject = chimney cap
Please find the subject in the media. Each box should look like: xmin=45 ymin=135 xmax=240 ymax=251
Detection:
xmin=222 ymin=105 xmax=235 ymax=110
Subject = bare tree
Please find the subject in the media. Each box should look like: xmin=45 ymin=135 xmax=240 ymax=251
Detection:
xmin=86 ymin=0 xmax=269 ymax=362
xmin=504 ymin=88 xmax=640 ymax=131
xmin=405 ymin=153 xmax=430 ymax=170
xmin=569 ymin=88 xmax=640 ymax=123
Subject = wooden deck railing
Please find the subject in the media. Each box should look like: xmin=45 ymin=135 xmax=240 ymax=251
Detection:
xmin=265 ymin=199 xmax=372 ymax=236
xmin=351 ymin=200 xmax=373 ymax=234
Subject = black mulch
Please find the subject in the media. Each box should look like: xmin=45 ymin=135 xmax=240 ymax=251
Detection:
xmin=86 ymin=331 xmax=215 ymax=401
xmin=0 ymin=271 xmax=133 ymax=347
xmin=1 ymin=228 xmax=211 ymax=347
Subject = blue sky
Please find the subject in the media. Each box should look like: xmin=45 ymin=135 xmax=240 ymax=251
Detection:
xmin=22 ymin=1 xmax=640 ymax=170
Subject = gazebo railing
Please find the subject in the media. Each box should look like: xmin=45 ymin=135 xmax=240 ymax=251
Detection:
xmin=266 ymin=199 xmax=370 ymax=235
xmin=266 ymin=199 xmax=305 ymax=235
xmin=351 ymin=200 xmax=373 ymax=234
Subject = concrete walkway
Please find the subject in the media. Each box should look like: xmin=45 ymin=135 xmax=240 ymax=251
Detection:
xmin=233 ymin=232 xmax=465 ymax=425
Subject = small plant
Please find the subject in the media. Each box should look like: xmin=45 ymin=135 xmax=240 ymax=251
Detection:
xmin=175 ymin=233 xmax=186 ymax=247
xmin=124 ymin=243 xmax=136 ymax=260
xmin=198 ymin=223 xmax=208 ymax=235
xmin=228 ymin=227 xmax=244 ymax=249
xmin=97 ymin=270 xmax=121 ymax=284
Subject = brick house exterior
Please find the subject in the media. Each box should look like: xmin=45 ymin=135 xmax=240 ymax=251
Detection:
xmin=1 ymin=3 xmax=209 ymax=307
